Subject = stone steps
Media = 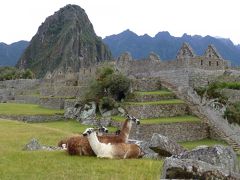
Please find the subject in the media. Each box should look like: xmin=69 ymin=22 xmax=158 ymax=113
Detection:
xmin=158 ymin=79 xmax=240 ymax=153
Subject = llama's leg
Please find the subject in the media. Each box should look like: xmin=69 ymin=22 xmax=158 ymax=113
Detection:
xmin=124 ymin=149 xmax=130 ymax=159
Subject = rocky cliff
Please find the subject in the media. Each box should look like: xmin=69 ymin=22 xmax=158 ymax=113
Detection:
xmin=17 ymin=4 xmax=112 ymax=78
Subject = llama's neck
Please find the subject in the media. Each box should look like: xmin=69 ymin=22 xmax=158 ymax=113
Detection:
xmin=119 ymin=119 xmax=132 ymax=141
xmin=88 ymin=131 xmax=113 ymax=158
xmin=87 ymin=132 xmax=102 ymax=153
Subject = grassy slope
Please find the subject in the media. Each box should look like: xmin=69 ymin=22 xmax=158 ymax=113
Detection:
xmin=0 ymin=119 xmax=162 ymax=180
xmin=0 ymin=103 xmax=64 ymax=115
xmin=125 ymin=99 xmax=185 ymax=105
xmin=180 ymin=138 xmax=228 ymax=150
xmin=111 ymin=115 xmax=200 ymax=124
xmin=134 ymin=90 xmax=173 ymax=96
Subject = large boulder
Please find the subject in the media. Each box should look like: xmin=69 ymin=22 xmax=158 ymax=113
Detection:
xmin=77 ymin=102 xmax=96 ymax=121
xmin=138 ymin=141 xmax=160 ymax=159
xmin=177 ymin=145 xmax=239 ymax=172
xmin=23 ymin=138 xmax=41 ymax=151
xmin=64 ymin=102 xmax=83 ymax=119
xmin=149 ymin=133 xmax=187 ymax=156
xmin=161 ymin=157 xmax=240 ymax=179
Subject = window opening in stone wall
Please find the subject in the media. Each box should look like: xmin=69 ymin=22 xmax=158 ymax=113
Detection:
xmin=216 ymin=61 xmax=219 ymax=66
xmin=209 ymin=61 xmax=211 ymax=66
xmin=201 ymin=60 xmax=203 ymax=65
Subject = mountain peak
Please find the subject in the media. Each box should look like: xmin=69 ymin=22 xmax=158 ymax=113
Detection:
xmin=155 ymin=31 xmax=171 ymax=39
xmin=17 ymin=4 xmax=111 ymax=78
xmin=119 ymin=29 xmax=138 ymax=37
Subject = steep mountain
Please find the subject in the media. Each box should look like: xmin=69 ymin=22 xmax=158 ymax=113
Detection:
xmin=17 ymin=4 xmax=112 ymax=78
xmin=103 ymin=30 xmax=240 ymax=65
xmin=0 ymin=41 xmax=29 ymax=66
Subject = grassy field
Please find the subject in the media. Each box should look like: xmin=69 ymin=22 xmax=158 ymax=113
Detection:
xmin=0 ymin=118 xmax=238 ymax=179
xmin=0 ymin=119 xmax=162 ymax=180
xmin=134 ymin=90 xmax=173 ymax=96
xmin=111 ymin=115 xmax=200 ymax=124
xmin=125 ymin=99 xmax=185 ymax=105
xmin=0 ymin=103 xmax=64 ymax=115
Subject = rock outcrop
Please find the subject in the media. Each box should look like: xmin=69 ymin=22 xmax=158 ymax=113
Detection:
xmin=161 ymin=157 xmax=240 ymax=179
xmin=17 ymin=4 xmax=112 ymax=78
xmin=177 ymin=145 xmax=239 ymax=172
xmin=149 ymin=133 xmax=187 ymax=156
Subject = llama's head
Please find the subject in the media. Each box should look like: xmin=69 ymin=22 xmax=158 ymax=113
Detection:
xmin=115 ymin=129 xmax=121 ymax=135
xmin=98 ymin=126 xmax=108 ymax=133
xmin=126 ymin=114 xmax=140 ymax=125
xmin=83 ymin=128 xmax=95 ymax=136
xmin=83 ymin=126 xmax=108 ymax=136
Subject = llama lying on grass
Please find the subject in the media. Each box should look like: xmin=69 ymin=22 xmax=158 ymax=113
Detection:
xmin=58 ymin=126 xmax=108 ymax=153
xmin=83 ymin=128 xmax=143 ymax=159
xmin=59 ymin=115 xmax=140 ymax=156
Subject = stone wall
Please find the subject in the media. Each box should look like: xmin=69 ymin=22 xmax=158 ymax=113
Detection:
xmin=129 ymin=122 xmax=209 ymax=142
xmin=0 ymin=79 xmax=41 ymax=102
xmin=40 ymin=97 xmax=65 ymax=109
xmin=130 ymin=93 xmax=176 ymax=102
xmin=40 ymin=84 xmax=88 ymax=97
xmin=131 ymin=77 xmax=161 ymax=91
xmin=110 ymin=121 xmax=209 ymax=142
xmin=124 ymin=103 xmax=189 ymax=118
xmin=15 ymin=95 xmax=40 ymax=104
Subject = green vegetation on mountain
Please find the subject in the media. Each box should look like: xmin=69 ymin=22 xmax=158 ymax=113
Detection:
xmin=17 ymin=4 xmax=112 ymax=78
xmin=0 ymin=67 xmax=34 ymax=81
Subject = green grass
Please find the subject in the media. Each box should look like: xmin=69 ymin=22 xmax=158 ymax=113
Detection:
xmin=125 ymin=99 xmax=185 ymax=105
xmin=180 ymin=138 xmax=228 ymax=150
xmin=111 ymin=115 xmax=200 ymax=124
xmin=0 ymin=103 xmax=64 ymax=115
xmin=0 ymin=119 xmax=162 ymax=180
xmin=38 ymin=119 xmax=117 ymax=135
xmin=0 ymin=118 xmax=238 ymax=179
xmin=134 ymin=90 xmax=173 ymax=96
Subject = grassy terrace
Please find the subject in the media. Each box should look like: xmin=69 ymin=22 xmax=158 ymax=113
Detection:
xmin=111 ymin=115 xmax=200 ymax=124
xmin=125 ymin=99 xmax=185 ymax=105
xmin=180 ymin=138 xmax=228 ymax=150
xmin=134 ymin=90 xmax=173 ymax=96
xmin=0 ymin=103 xmax=64 ymax=115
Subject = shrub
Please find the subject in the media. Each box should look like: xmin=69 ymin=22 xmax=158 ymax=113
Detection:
xmin=224 ymin=102 xmax=240 ymax=125
xmin=84 ymin=66 xmax=130 ymax=112
xmin=99 ymin=97 xmax=117 ymax=111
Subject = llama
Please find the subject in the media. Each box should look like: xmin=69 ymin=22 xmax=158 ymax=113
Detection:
xmin=63 ymin=115 xmax=140 ymax=156
xmin=83 ymin=128 xmax=143 ymax=159
xmin=58 ymin=126 xmax=108 ymax=152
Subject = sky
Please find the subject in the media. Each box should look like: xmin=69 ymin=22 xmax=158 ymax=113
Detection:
xmin=0 ymin=0 xmax=239 ymax=45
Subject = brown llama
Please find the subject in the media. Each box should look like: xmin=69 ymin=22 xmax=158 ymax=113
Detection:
xmin=62 ymin=115 xmax=140 ymax=156
xmin=83 ymin=128 xmax=143 ymax=159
